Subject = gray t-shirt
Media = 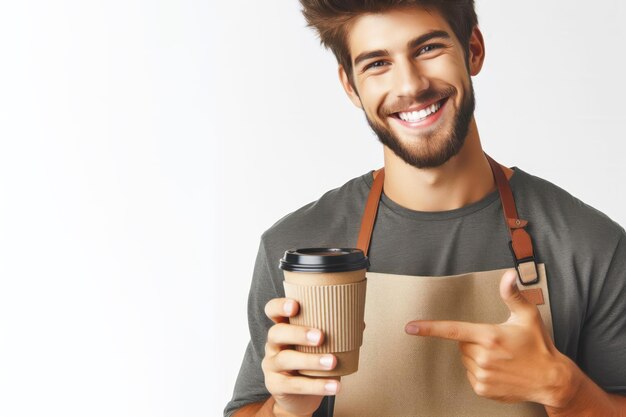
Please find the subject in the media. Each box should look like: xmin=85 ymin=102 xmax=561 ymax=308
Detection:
xmin=224 ymin=166 xmax=626 ymax=417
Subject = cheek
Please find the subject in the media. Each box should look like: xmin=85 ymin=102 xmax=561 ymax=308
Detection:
xmin=426 ymin=61 xmax=469 ymax=107
xmin=425 ymin=57 xmax=463 ymax=84
xmin=359 ymin=83 xmax=389 ymax=117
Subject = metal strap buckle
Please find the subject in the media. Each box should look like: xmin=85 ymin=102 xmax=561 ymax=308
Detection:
xmin=508 ymin=240 xmax=539 ymax=286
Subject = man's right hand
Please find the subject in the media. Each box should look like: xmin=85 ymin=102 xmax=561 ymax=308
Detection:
xmin=262 ymin=297 xmax=340 ymax=417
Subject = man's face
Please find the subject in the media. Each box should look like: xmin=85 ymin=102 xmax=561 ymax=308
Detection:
xmin=341 ymin=7 xmax=479 ymax=169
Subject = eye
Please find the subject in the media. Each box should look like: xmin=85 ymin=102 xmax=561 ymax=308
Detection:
xmin=363 ymin=60 xmax=388 ymax=71
xmin=361 ymin=44 xmax=444 ymax=72
xmin=417 ymin=44 xmax=444 ymax=56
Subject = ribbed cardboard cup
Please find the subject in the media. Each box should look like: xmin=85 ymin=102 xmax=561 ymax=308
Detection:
xmin=280 ymin=248 xmax=368 ymax=377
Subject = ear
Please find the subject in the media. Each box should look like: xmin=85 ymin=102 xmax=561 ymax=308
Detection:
xmin=467 ymin=26 xmax=486 ymax=76
xmin=338 ymin=65 xmax=363 ymax=109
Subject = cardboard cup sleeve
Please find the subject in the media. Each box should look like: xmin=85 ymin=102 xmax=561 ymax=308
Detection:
xmin=283 ymin=279 xmax=367 ymax=376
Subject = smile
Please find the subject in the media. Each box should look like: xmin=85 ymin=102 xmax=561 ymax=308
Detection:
xmin=390 ymin=97 xmax=448 ymax=128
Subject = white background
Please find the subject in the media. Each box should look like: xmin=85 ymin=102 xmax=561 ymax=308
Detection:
xmin=0 ymin=1 xmax=624 ymax=416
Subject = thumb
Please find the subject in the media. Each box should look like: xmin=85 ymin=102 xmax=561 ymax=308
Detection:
xmin=499 ymin=269 xmax=532 ymax=315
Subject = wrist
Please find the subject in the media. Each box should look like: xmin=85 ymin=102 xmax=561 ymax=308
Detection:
xmin=542 ymin=352 xmax=587 ymax=412
xmin=540 ymin=351 xmax=582 ymax=409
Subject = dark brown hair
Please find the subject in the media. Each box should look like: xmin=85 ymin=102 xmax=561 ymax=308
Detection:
xmin=299 ymin=0 xmax=478 ymax=88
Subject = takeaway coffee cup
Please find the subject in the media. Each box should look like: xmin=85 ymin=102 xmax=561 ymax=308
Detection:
xmin=279 ymin=248 xmax=368 ymax=377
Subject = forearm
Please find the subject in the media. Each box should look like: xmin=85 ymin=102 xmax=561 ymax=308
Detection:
xmin=544 ymin=355 xmax=626 ymax=417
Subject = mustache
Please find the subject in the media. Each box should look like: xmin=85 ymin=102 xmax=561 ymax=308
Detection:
xmin=382 ymin=86 xmax=457 ymax=116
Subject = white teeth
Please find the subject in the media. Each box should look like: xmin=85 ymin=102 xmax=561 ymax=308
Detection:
xmin=398 ymin=100 xmax=442 ymax=122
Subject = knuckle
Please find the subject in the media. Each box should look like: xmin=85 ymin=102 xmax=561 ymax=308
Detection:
xmin=473 ymin=382 xmax=488 ymax=396
xmin=264 ymin=298 xmax=278 ymax=319
xmin=267 ymin=322 xmax=286 ymax=343
xmin=475 ymin=369 xmax=490 ymax=383
xmin=264 ymin=372 xmax=279 ymax=394
xmin=273 ymin=373 xmax=290 ymax=396
xmin=513 ymin=291 xmax=526 ymax=304
xmin=475 ymin=354 xmax=490 ymax=368
xmin=273 ymin=350 xmax=289 ymax=370
xmin=262 ymin=349 xmax=283 ymax=373
xmin=484 ymin=333 xmax=501 ymax=349
xmin=446 ymin=326 xmax=461 ymax=340
xmin=267 ymin=325 xmax=277 ymax=342
xmin=275 ymin=374 xmax=334 ymax=397
xmin=290 ymin=378 xmax=307 ymax=395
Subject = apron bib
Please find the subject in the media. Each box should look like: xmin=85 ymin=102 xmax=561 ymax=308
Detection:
xmin=332 ymin=153 xmax=553 ymax=417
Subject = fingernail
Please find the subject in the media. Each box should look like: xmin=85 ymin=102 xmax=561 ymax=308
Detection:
xmin=307 ymin=330 xmax=321 ymax=344
xmin=405 ymin=324 xmax=419 ymax=334
xmin=320 ymin=355 xmax=334 ymax=368
xmin=283 ymin=300 xmax=294 ymax=315
xmin=325 ymin=380 xmax=338 ymax=394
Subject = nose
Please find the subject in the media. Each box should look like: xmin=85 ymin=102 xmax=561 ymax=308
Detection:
xmin=394 ymin=59 xmax=429 ymax=99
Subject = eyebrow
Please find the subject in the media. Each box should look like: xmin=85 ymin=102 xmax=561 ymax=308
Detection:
xmin=353 ymin=30 xmax=451 ymax=68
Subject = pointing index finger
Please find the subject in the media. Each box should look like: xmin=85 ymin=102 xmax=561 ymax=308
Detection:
xmin=405 ymin=320 xmax=492 ymax=344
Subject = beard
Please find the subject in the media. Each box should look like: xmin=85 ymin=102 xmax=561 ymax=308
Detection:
xmin=364 ymin=80 xmax=476 ymax=169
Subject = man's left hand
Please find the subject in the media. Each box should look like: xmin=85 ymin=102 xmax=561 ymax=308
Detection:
xmin=404 ymin=270 xmax=576 ymax=407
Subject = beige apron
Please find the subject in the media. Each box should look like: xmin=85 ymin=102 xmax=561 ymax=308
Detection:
xmin=333 ymin=153 xmax=553 ymax=417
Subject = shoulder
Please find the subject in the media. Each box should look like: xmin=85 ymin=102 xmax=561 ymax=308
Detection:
xmin=260 ymin=171 xmax=372 ymax=254
xmin=513 ymin=167 xmax=625 ymax=252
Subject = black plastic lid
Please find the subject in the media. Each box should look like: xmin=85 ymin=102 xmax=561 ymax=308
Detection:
xmin=279 ymin=248 xmax=369 ymax=273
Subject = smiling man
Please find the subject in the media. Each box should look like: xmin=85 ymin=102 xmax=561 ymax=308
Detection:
xmin=224 ymin=2 xmax=626 ymax=417
xmin=346 ymin=21 xmax=474 ymax=171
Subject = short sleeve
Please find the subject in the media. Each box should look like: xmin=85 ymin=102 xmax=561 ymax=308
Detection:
xmin=223 ymin=238 xmax=280 ymax=416
xmin=578 ymin=227 xmax=626 ymax=395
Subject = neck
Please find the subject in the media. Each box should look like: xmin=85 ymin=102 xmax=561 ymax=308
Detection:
xmin=382 ymin=118 xmax=514 ymax=212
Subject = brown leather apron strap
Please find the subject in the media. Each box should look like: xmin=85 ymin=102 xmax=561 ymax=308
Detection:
xmin=356 ymin=168 xmax=384 ymax=256
xmin=356 ymin=155 xmax=539 ymax=285
xmin=484 ymin=153 xmax=538 ymax=285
